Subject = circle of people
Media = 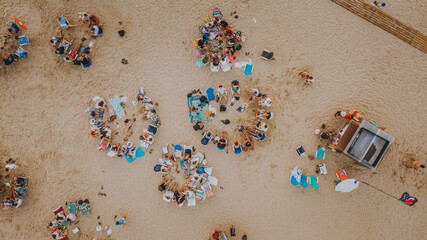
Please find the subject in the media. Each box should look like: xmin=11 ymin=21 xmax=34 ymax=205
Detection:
xmin=190 ymin=80 xmax=274 ymax=154
xmin=51 ymin=12 xmax=103 ymax=69
xmin=47 ymin=199 xmax=91 ymax=239
xmin=194 ymin=8 xmax=244 ymax=72
xmin=88 ymin=88 xmax=161 ymax=163
xmin=1 ymin=18 xmax=29 ymax=70
xmin=154 ymin=144 xmax=218 ymax=207
xmin=0 ymin=159 xmax=27 ymax=210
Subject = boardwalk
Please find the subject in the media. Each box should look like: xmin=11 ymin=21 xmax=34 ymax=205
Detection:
xmin=332 ymin=0 xmax=427 ymax=53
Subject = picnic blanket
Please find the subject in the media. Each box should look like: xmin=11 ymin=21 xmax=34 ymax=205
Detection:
xmin=109 ymin=96 xmax=125 ymax=118
xmin=187 ymin=96 xmax=210 ymax=123
xmin=125 ymin=147 xmax=145 ymax=163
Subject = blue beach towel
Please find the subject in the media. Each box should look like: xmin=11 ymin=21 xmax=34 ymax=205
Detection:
xmin=206 ymin=88 xmax=215 ymax=101
xmin=290 ymin=175 xmax=299 ymax=186
xmin=244 ymin=64 xmax=253 ymax=76
xmin=109 ymin=96 xmax=125 ymax=118
xmin=187 ymin=96 xmax=210 ymax=123
xmin=300 ymin=175 xmax=309 ymax=189
xmin=234 ymin=146 xmax=242 ymax=154
xmin=125 ymin=147 xmax=145 ymax=163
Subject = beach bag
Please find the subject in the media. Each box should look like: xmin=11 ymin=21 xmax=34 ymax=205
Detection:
xmin=400 ymin=192 xmax=417 ymax=206
xmin=236 ymin=44 xmax=242 ymax=51
xmin=220 ymin=105 xmax=227 ymax=112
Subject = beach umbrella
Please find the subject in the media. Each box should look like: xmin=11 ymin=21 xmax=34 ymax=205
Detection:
xmin=335 ymin=179 xmax=359 ymax=192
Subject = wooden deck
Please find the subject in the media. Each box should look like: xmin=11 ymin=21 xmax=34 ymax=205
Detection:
xmin=331 ymin=0 xmax=427 ymax=53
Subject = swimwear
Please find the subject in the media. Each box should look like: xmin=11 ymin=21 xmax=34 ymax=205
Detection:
xmin=115 ymin=218 xmax=125 ymax=226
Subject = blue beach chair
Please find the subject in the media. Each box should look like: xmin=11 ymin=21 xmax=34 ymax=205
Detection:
xmin=296 ymin=146 xmax=306 ymax=157
xmin=82 ymin=58 xmax=92 ymax=69
xmin=18 ymin=35 xmax=28 ymax=46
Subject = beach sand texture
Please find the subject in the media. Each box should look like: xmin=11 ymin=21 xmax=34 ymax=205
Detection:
xmin=0 ymin=0 xmax=426 ymax=239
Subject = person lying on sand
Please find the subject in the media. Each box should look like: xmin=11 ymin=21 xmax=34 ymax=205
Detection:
xmin=127 ymin=146 xmax=137 ymax=159
xmin=55 ymin=38 xmax=75 ymax=55
xmin=158 ymin=177 xmax=173 ymax=192
xmin=300 ymin=71 xmax=314 ymax=85
xmin=63 ymin=45 xmax=81 ymax=63
xmin=217 ymin=85 xmax=228 ymax=105
xmin=114 ymin=215 xmax=130 ymax=226
xmin=90 ymin=25 xmax=103 ymax=39
xmin=255 ymin=109 xmax=273 ymax=120
xmin=50 ymin=28 xmax=63 ymax=47
xmin=2 ymin=53 xmax=18 ymax=66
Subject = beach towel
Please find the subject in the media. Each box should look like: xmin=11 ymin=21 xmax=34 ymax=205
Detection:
xmin=53 ymin=205 xmax=64 ymax=216
xmin=187 ymin=96 xmax=210 ymax=123
xmin=316 ymin=148 xmax=327 ymax=160
xmin=57 ymin=16 xmax=70 ymax=28
xmin=213 ymin=8 xmax=222 ymax=19
xmin=125 ymin=147 xmax=145 ymax=163
xmin=206 ymin=88 xmax=215 ymax=101
xmin=67 ymin=202 xmax=78 ymax=214
xmin=187 ymin=191 xmax=196 ymax=207
xmin=300 ymin=175 xmax=309 ymax=189
xmin=79 ymin=203 xmax=90 ymax=214
xmin=174 ymin=145 xmax=182 ymax=158
xmin=244 ymin=64 xmax=254 ymax=76
xmin=290 ymin=166 xmax=302 ymax=186
xmin=109 ymin=96 xmax=125 ymax=118
xmin=208 ymin=176 xmax=218 ymax=186
xmin=234 ymin=59 xmax=252 ymax=69
xmin=196 ymin=189 xmax=206 ymax=200
xmin=309 ymin=176 xmax=320 ymax=190
xmin=234 ymin=145 xmax=242 ymax=154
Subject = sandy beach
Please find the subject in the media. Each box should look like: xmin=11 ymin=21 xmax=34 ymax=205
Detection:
xmin=0 ymin=0 xmax=426 ymax=239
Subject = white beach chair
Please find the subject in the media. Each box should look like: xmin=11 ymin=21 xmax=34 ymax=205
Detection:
xmin=210 ymin=62 xmax=220 ymax=72
xmin=221 ymin=59 xmax=232 ymax=72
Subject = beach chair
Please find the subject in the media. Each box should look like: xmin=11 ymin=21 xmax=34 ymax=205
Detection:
xmin=184 ymin=145 xmax=193 ymax=156
xmin=206 ymin=88 xmax=215 ymax=101
xmin=67 ymin=202 xmax=78 ymax=214
xmin=210 ymin=62 xmax=220 ymax=72
xmin=244 ymin=64 xmax=254 ymax=76
xmin=315 ymin=148 xmax=326 ymax=160
xmin=201 ymin=131 xmax=214 ymax=145
xmin=213 ymin=8 xmax=222 ymax=19
xmin=174 ymin=145 xmax=183 ymax=158
xmin=15 ymin=176 xmax=28 ymax=187
xmin=197 ymin=58 xmax=209 ymax=67
xmin=296 ymin=146 xmax=306 ymax=157
xmin=147 ymin=124 xmax=158 ymax=135
xmin=82 ymin=58 xmax=92 ymax=69
xmin=57 ymin=16 xmax=70 ymax=28
xmin=10 ymin=22 xmax=20 ymax=34
xmin=79 ymin=203 xmax=90 ymax=214
xmin=18 ymin=35 xmax=28 ymax=46
xmin=15 ymin=47 xmax=27 ymax=59
xmin=300 ymin=175 xmax=309 ymax=189
xmin=336 ymin=169 xmax=349 ymax=181
xmin=261 ymin=49 xmax=274 ymax=60
xmin=309 ymin=176 xmax=320 ymax=190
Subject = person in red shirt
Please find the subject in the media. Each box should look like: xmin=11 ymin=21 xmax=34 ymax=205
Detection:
xmin=212 ymin=230 xmax=220 ymax=240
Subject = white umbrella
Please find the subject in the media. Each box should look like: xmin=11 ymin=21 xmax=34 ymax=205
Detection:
xmin=335 ymin=179 xmax=359 ymax=192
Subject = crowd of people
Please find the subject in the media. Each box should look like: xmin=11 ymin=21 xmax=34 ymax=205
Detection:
xmin=88 ymin=88 xmax=161 ymax=162
xmin=1 ymin=18 xmax=28 ymax=70
xmin=47 ymin=199 xmax=91 ymax=239
xmin=194 ymin=8 xmax=245 ymax=72
xmin=211 ymin=225 xmax=248 ymax=240
xmin=52 ymin=12 xmax=103 ymax=69
xmin=0 ymin=158 xmax=27 ymax=210
xmin=154 ymin=144 xmax=218 ymax=207
xmin=189 ymin=80 xmax=274 ymax=154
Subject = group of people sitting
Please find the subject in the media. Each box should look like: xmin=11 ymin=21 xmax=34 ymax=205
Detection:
xmin=1 ymin=19 xmax=28 ymax=70
xmin=52 ymin=13 xmax=103 ymax=69
xmin=0 ymin=158 xmax=27 ymax=210
xmin=211 ymin=225 xmax=248 ymax=240
xmin=154 ymin=144 xmax=218 ymax=207
xmin=88 ymin=88 xmax=161 ymax=162
xmin=48 ymin=199 xmax=91 ymax=239
xmin=194 ymin=8 xmax=244 ymax=72
xmin=192 ymin=82 xmax=274 ymax=154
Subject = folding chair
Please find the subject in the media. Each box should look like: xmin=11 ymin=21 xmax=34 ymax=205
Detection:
xmin=18 ymin=35 xmax=29 ymax=46
xmin=261 ymin=49 xmax=274 ymax=60
xmin=296 ymin=146 xmax=306 ymax=157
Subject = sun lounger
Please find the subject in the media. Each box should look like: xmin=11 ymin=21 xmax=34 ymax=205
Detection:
xmin=125 ymin=147 xmax=145 ymax=163
xmin=315 ymin=148 xmax=326 ymax=160
xmin=109 ymin=96 xmax=125 ymax=118
xmin=261 ymin=49 xmax=274 ymax=60
xmin=244 ymin=64 xmax=253 ymax=76
xmin=206 ymin=88 xmax=215 ymax=101
xmin=57 ymin=16 xmax=70 ymax=28
xmin=201 ymin=131 xmax=214 ymax=145
xmin=82 ymin=58 xmax=92 ymax=69
xmin=18 ymin=35 xmax=28 ymax=46
xmin=336 ymin=169 xmax=349 ymax=181
xmin=174 ymin=145 xmax=182 ymax=158
xmin=213 ymin=8 xmax=222 ymax=19
xmin=300 ymin=175 xmax=309 ymax=189
xmin=67 ymin=202 xmax=78 ymax=214
xmin=15 ymin=47 xmax=27 ymax=59
xmin=309 ymin=176 xmax=320 ymax=190
xmin=296 ymin=146 xmax=306 ymax=157
xmin=210 ymin=62 xmax=220 ymax=72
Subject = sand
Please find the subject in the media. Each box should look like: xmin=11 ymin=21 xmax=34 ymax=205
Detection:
xmin=0 ymin=0 xmax=426 ymax=239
